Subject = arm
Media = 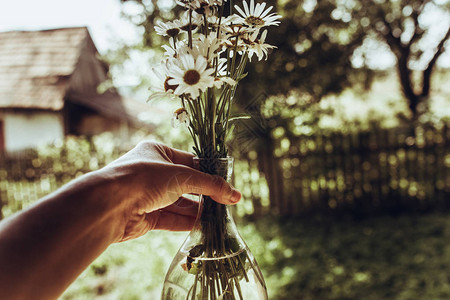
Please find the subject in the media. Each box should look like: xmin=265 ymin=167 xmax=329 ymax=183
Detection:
xmin=0 ymin=141 xmax=241 ymax=300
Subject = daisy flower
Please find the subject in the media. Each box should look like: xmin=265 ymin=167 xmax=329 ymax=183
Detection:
xmin=222 ymin=36 xmax=247 ymax=53
xmin=190 ymin=33 xmax=224 ymax=61
xmin=147 ymin=62 xmax=179 ymax=102
xmin=178 ymin=10 xmax=203 ymax=32
xmin=154 ymin=20 xmax=182 ymax=37
xmin=207 ymin=15 xmax=238 ymax=31
xmin=213 ymin=76 xmax=236 ymax=88
xmin=177 ymin=0 xmax=224 ymax=10
xmin=187 ymin=0 xmax=224 ymax=16
xmin=172 ymin=107 xmax=190 ymax=128
xmin=243 ymin=29 xmax=276 ymax=61
xmin=223 ymin=23 xmax=254 ymax=37
xmin=162 ymin=38 xmax=189 ymax=59
xmin=234 ymin=0 xmax=281 ymax=28
xmin=168 ymin=54 xmax=215 ymax=99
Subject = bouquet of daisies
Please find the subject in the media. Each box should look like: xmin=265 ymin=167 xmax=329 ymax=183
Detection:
xmin=150 ymin=1 xmax=280 ymax=299
xmin=149 ymin=0 xmax=280 ymax=159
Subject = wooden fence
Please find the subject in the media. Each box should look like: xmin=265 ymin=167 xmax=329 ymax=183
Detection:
xmin=1 ymin=124 xmax=449 ymax=219
xmin=241 ymin=123 xmax=450 ymax=216
xmin=0 ymin=139 xmax=123 ymax=219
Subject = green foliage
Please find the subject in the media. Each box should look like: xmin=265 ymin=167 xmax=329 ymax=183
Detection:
xmin=0 ymin=124 xmax=193 ymax=219
xmin=61 ymin=232 xmax=187 ymax=299
xmin=1 ymin=126 xmax=449 ymax=298
xmin=242 ymin=212 xmax=450 ymax=300
xmin=115 ymin=0 xmax=450 ymax=122
xmin=239 ymin=0 xmax=371 ymax=102
xmin=58 ymin=212 xmax=450 ymax=299
xmin=118 ymin=0 xmax=373 ymax=101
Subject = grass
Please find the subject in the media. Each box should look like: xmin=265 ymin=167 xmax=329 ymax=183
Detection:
xmin=61 ymin=231 xmax=187 ymax=299
xmin=60 ymin=211 xmax=450 ymax=300
xmin=252 ymin=212 xmax=450 ymax=300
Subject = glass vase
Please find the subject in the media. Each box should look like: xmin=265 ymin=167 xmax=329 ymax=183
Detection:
xmin=162 ymin=157 xmax=267 ymax=300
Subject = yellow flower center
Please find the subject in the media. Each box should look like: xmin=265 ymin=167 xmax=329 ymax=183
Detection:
xmin=166 ymin=28 xmax=180 ymax=37
xmin=195 ymin=2 xmax=210 ymax=14
xmin=246 ymin=16 xmax=265 ymax=26
xmin=180 ymin=24 xmax=198 ymax=32
xmin=228 ymin=24 xmax=247 ymax=36
xmin=175 ymin=107 xmax=187 ymax=115
xmin=183 ymin=70 xmax=201 ymax=85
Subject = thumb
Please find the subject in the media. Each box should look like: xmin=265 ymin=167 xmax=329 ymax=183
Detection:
xmin=175 ymin=167 xmax=241 ymax=205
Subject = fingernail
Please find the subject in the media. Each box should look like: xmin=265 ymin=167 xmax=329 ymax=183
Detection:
xmin=230 ymin=189 xmax=241 ymax=203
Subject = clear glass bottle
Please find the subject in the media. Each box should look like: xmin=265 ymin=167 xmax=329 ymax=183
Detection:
xmin=162 ymin=157 xmax=268 ymax=300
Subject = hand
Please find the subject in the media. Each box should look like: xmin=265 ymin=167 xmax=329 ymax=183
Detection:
xmin=0 ymin=141 xmax=242 ymax=300
xmin=101 ymin=141 xmax=241 ymax=242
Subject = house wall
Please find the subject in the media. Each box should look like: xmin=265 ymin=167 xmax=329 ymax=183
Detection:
xmin=0 ymin=110 xmax=64 ymax=154
xmin=76 ymin=113 xmax=126 ymax=136
xmin=64 ymin=102 xmax=130 ymax=139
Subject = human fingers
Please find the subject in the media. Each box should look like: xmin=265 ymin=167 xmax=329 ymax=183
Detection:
xmin=146 ymin=211 xmax=196 ymax=231
xmin=172 ymin=167 xmax=241 ymax=205
xmin=163 ymin=197 xmax=199 ymax=217
xmin=162 ymin=145 xmax=195 ymax=168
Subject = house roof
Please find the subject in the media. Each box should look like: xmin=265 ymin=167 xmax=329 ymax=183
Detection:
xmin=67 ymin=90 xmax=160 ymax=128
xmin=0 ymin=27 xmax=160 ymax=128
xmin=0 ymin=27 xmax=89 ymax=110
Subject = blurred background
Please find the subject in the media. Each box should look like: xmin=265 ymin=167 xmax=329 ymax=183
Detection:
xmin=0 ymin=0 xmax=449 ymax=299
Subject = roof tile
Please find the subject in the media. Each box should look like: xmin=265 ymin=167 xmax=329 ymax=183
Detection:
xmin=0 ymin=27 xmax=89 ymax=110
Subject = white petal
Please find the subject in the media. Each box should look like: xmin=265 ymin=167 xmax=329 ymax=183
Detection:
xmin=168 ymin=78 xmax=182 ymax=85
xmin=250 ymin=0 xmax=255 ymax=15
xmin=196 ymin=56 xmax=207 ymax=71
xmin=243 ymin=0 xmax=250 ymax=16
xmin=255 ymin=2 xmax=264 ymax=16
xmin=185 ymin=54 xmax=195 ymax=69
xmin=190 ymin=88 xmax=200 ymax=99
xmin=222 ymin=77 xmax=236 ymax=85
xmin=234 ymin=5 xmax=246 ymax=18
xmin=261 ymin=29 xmax=268 ymax=41
xmin=203 ymin=68 xmax=215 ymax=76
xmin=260 ymin=6 xmax=272 ymax=18
xmin=169 ymin=65 xmax=184 ymax=78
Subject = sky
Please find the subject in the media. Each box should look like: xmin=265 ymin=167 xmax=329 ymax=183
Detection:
xmin=1 ymin=0 xmax=449 ymax=81
xmin=1 ymin=0 xmax=448 ymax=121
xmin=0 ymin=0 xmax=139 ymax=53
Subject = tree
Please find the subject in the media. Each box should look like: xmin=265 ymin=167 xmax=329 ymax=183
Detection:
xmin=240 ymin=0 xmax=371 ymax=101
xmin=357 ymin=0 xmax=450 ymax=120
xmin=117 ymin=0 xmax=371 ymax=214
xmin=118 ymin=0 xmax=371 ymax=99
xmin=118 ymin=0 xmax=449 ymax=119
xmin=116 ymin=0 xmax=449 ymax=214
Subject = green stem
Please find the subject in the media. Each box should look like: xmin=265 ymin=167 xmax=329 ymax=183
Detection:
xmin=188 ymin=9 xmax=193 ymax=49
xmin=230 ymin=36 xmax=239 ymax=77
xmin=210 ymin=88 xmax=216 ymax=154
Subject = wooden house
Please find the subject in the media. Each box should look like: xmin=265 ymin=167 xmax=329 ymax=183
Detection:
xmin=0 ymin=27 xmax=155 ymax=155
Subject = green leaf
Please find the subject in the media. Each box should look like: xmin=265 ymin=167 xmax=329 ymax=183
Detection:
xmin=235 ymin=73 xmax=248 ymax=82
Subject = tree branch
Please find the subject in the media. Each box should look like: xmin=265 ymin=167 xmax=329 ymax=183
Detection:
xmin=408 ymin=0 xmax=429 ymax=46
xmin=377 ymin=10 xmax=404 ymax=56
xmin=422 ymin=25 xmax=450 ymax=97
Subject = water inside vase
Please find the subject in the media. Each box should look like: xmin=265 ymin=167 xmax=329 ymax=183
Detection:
xmin=162 ymin=246 xmax=267 ymax=300
xmin=161 ymin=156 xmax=268 ymax=300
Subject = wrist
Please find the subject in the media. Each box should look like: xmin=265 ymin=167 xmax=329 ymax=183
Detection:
xmin=65 ymin=169 xmax=130 ymax=244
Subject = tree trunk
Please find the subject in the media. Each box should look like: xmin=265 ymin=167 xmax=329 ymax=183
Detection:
xmin=258 ymin=134 xmax=284 ymax=215
xmin=397 ymin=52 xmax=420 ymax=119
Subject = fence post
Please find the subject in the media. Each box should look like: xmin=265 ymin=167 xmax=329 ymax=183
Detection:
xmin=0 ymin=194 xmax=3 ymax=220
